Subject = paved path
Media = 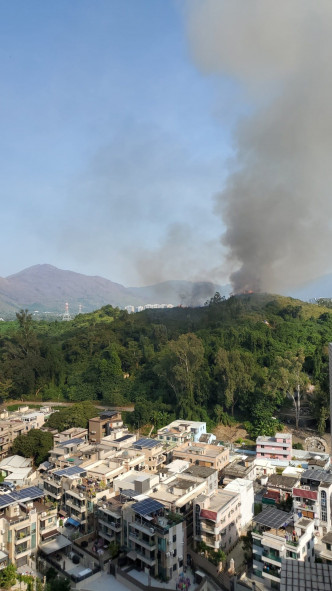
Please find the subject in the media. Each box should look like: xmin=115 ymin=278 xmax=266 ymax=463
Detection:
xmin=7 ymin=400 xmax=134 ymax=411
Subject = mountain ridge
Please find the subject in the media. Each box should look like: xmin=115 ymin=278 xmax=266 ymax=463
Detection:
xmin=0 ymin=264 xmax=229 ymax=318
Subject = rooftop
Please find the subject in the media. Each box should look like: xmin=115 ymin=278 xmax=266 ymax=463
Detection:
xmin=183 ymin=465 xmax=217 ymax=478
xmin=254 ymin=507 xmax=293 ymax=530
xmin=301 ymin=469 xmax=332 ymax=484
xmin=268 ymin=474 xmax=299 ymax=489
xmin=280 ymin=559 xmax=332 ymax=591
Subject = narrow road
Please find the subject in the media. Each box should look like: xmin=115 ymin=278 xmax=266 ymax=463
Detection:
xmin=8 ymin=400 xmax=134 ymax=412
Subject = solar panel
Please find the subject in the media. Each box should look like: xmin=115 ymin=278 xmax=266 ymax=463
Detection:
xmin=119 ymin=489 xmax=138 ymax=499
xmin=58 ymin=438 xmax=84 ymax=447
xmin=53 ymin=466 xmax=86 ymax=477
xmin=116 ymin=435 xmax=133 ymax=442
xmin=134 ymin=438 xmax=159 ymax=449
xmin=254 ymin=507 xmax=293 ymax=529
xmin=11 ymin=486 xmax=44 ymax=502
xmin=132 ymin=498 xmax=165 ymax=516
xmin=0 ymin=494 xmax=16 ymax=508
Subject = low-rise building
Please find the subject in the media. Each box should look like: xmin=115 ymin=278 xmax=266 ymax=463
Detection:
xmin=157 ymin=420 xmax=206 ymax=445
xmin=194 ymin=489 xmax=241 ymax=554
xmin=0 ymin=455 xmax=34 ymax=487
xmin=252 ymin=508 xmax=315 ymax=589
xmin=293 ymin=468 xmax=332 ymax=535
xmin=123 ymin=497 xmax=186 ymax=580
xmin=224 ymin=478 xmax=254 ymax=532
xmin=89 ymin=411 xmax=123 ymax=444
xmin=0 ymin=485 xmax=58 ymax=569
xmin=263 ymin=474 xmax=300 ymax=505
xmin=221 ymin=457 xmax=255 ymax=484
xmin=256 ymin=433 xmax=292 ymax=461
xmin=172 ymin=441 xmax=229 ymax=472
xmin=132 ymin=438 xmax=165 ymax=472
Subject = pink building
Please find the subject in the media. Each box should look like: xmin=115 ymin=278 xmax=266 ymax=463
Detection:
xmin=256 ymin=432 xmax=292 ymax=461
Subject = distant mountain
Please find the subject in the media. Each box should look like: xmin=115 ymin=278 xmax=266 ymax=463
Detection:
xmin=0 ymin=265 xmax=230 ymax=318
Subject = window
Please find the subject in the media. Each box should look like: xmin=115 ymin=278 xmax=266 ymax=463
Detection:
xmin=173 ymin=535 xmax=176 ymax=543
xmin=321 ymin=490 xmax=327 ymax=522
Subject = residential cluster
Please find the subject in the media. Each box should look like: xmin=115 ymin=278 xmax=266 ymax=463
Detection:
xmin=0 ymin=409 xmax=331 ymax=590
xmin=124 ymin=304 xmax=174 ymax=314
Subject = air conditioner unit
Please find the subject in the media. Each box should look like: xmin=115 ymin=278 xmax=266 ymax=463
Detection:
xmin=111 ymin=522 xmax=115 ymax=526
xmin=80 ymin=493 xmax=84 ymax=498
xmin=150 ymin=528 xmax=154 ymax=533
xmin=41 ymin=512 xmax=47 ymax=517
xmin=102 ymin=504 xmax=106 ymax=509
xmin=166 ymin=552 xmax=170 ymax=557
xmin=1 ymin=530 xmax=5 ymax=535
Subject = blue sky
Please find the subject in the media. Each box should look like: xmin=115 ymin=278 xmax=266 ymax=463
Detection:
xmin=0 ymin=0 xmax=238 ymax=286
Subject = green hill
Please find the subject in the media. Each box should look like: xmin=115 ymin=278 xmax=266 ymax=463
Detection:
xmin=0 ymin=294 xmax=331 ymax=436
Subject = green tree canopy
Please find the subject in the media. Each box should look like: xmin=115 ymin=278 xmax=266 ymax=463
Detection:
xmin=12 ymin=429 xmax=53 ymax=466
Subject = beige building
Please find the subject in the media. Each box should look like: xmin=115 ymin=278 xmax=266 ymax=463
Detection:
xmin=172 ymin=441 xmax=229 ymax=472
xmin=132 ymin=438 xmax=165 ymax=472
xmin=0 ymin=486 xmax=58 ymax=569
xmin=194 ymin=489 xmax=241 ymax=554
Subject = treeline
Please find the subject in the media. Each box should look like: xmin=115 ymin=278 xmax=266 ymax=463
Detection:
xmin=0 ymin=294 xmax=331 ymax=436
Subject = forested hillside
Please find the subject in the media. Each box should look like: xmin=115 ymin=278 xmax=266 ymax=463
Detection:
xmin=0 ymin=293 xmax=331 ymax=437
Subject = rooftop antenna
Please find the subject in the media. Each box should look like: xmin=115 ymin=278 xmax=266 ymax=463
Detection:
xmin=78 ymin=303 xmax=83 ymax=315
xmin=62 ymin=302 xmax=71 ymax=321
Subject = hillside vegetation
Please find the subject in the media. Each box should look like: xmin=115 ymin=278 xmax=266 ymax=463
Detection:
xmin=0 ymin=293 xmax=331 ymax=437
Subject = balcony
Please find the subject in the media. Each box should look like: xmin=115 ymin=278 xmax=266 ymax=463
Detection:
xmin=98 ymin=517 xmax=121 ymax=532
xmin=263 ymin=564 xmax=281 ymax=579
xmin=129 ymin=533 xmax=156 ymax=551
xmin=200 ymin=522 xmax=216 ymax=534
xmin=132 ymin=521 xmax=156 ymax=536
xmin=262 ymin=550 xmax=281 ymax=564
xmin=15 ymin=530 xmax=30 ymax=544
xmin=15 ymin=544 xmax=30 ymax=558
xmin=135 ymin=549 xmax=156 ymax=567
xmin=99 ymin=529 xmax=116 ymax=543
xmin=40 ymin=521 xmax=57 ymax=532
xmin=65 ymin=498 xmax=86 ymax=512
xmin=286 ymin=539 xmax=299 ymax=548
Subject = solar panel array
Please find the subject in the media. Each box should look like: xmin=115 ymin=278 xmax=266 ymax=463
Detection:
xmin=11 ymin=486 xmax=44 ymax=502
xmin=116 ymin=434 xmax=133 ymax=442
xmin=0 ymin=486 xmax=44 ymax=509
xmin=0 ymin=494 xmax=17 ymax=508
xmin=119 ymin=489 xmax=137 ymax=499
xmin=254 ymin=507 xmax=292 ymax=529
xmin=58 ymin=438 xmax=84 ymax=447
xmin=53 ymin=466 xmax=86 ymax=477
xmin=132 ymin=498 xmax=165 ymax=516
xmin=134 ymin=438 xmax=160 ymax=449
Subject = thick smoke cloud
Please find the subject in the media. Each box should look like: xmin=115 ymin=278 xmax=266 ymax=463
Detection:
xmin=187 ymin=0 xmax=332 ymax=293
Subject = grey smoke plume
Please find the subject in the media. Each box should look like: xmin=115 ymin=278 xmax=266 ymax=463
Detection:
xmin=186 ymin=0 xmax=332 ymax=293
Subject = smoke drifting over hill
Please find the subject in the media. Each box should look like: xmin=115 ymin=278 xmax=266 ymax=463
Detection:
xmin=187 ymin=0 xmax=332 ymax=293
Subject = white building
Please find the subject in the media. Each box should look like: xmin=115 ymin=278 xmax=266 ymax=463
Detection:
xmin=252 ymin=508 xmax=315 ymax=589
xmin=157 ymin=420 xmax=206 ymax=444
xmin=224 ymin=478 xmax=254 ymax=532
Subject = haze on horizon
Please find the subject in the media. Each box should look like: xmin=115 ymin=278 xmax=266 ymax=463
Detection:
xmin=1 ymin=1 xmax=332 ymax=292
